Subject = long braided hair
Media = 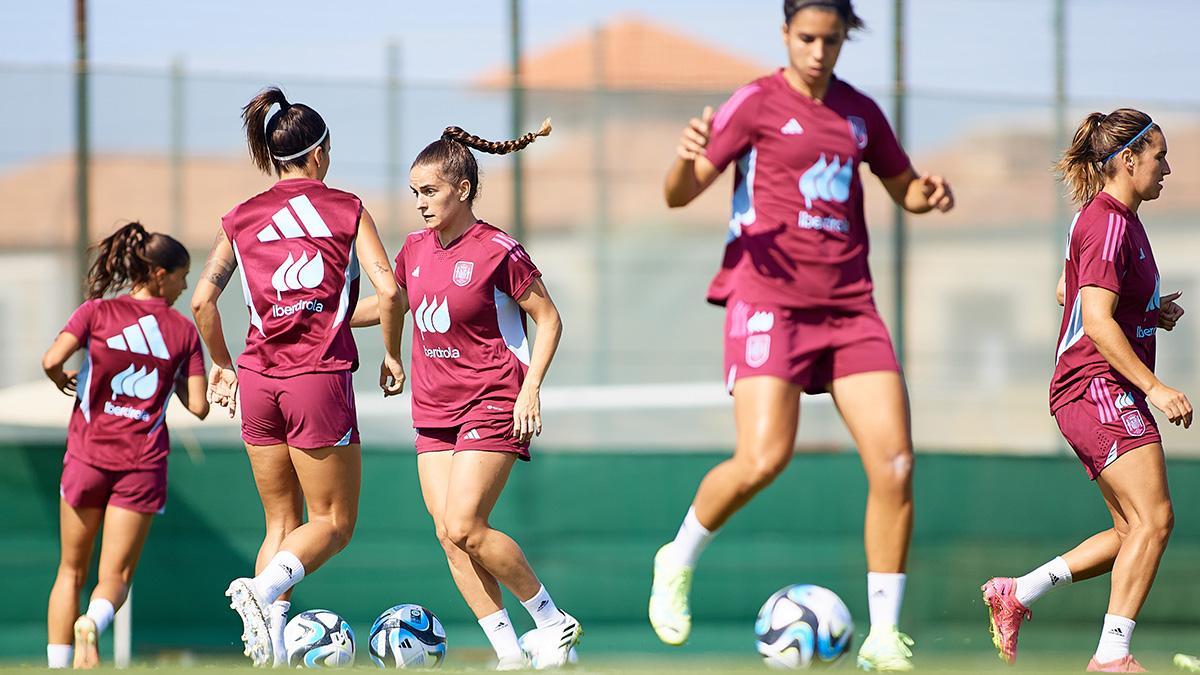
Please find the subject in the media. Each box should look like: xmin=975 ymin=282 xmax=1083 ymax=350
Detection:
xmin=84 ymin=222 xmax=190 ymax=299
xmin=412 ymin=118 xmax=552 ymax=204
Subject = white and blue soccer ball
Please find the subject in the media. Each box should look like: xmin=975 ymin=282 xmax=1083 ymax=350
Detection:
xmin=284 ymin=609 xmax=356 ymax=668
xmin=368 ymin=604 xmax=447 ymax=668
xmin=754 ymin=585 xmax=854 ymax=669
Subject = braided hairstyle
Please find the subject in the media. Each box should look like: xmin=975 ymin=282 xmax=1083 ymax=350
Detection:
xmin=1056 ymin=108 xmax=1158 ymax=206
xmin=85 ymin=222 xmax=190 ymax=299
xmin=412 ymin=118 xmax=552 ymax=204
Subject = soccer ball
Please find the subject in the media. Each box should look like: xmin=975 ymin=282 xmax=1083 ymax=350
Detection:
xmin=284 ymin=609 xmax=356 ymax=668
xmin=754 ymin=585 xmax=854 ymax=669
xmin=368 ymin=604 xmax=447 ymax=668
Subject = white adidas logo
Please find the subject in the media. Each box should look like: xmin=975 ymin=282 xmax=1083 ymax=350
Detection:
xmin=412 ymin=266 xmax=421 ymax=278
xmin=463 ymin=429 xmax=482 ymax=441
xmin=110 ymin=364 xmax=159 ymax=400
xmin=781 ymin=118 xmax=804 ymax=135
xmin=271 ymin=251 xmax=325 ymax=299
xmin=105 ymin=315 xmax=171 ymax=360
xmin=256 ymin=194 xmax=333 ymax=242
xmin=414 ymin=296 xmax=452 ymax=334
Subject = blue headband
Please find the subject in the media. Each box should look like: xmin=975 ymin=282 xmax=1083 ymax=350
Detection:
xmin=1102 ymin=121 xmax=1154 ymax=165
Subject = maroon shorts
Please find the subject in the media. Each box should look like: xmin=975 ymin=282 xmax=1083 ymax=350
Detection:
xmin=723 ymin=299 xmax=900 ymax=394
xmin=414 ymin=417 xmax=531 ymax=462
xmin=239 ymin=369 xmax=360 ymax=450
xmin=60 ymin=453 xmax=167 ymax=514
xmin=1054 ymin=377 xmax=1161 ymax=480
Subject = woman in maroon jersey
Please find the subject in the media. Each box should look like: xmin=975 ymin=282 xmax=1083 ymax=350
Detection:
xmin=353 ymin=121 xmax=580 ymax=670
xmin=191 ymin=87 xmax=405 ymax=666
xmin=43 ymin=222 xmax=209 ymax=669
xmin=982 ymin=109 xmax=1188 ymax=673
xmin=650 ymin=1 xmax=954 ymax=669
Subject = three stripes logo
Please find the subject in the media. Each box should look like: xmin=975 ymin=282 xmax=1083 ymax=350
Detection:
xmin=105 ymin=315 xmax=171 ymax=360
xmin=490 ymin=232 xmax=532 ymax=264
xmin=255 ymin=194 xmax=333 ymax=242
xmin=799 ymin=153 xmax=853 ymax=209
xmin=414 ymin=296 xmax=452 ymax=334
xmin=271 ymin=251 xmax=325 ymax=299
xmin=463 ymin=429 xmax=482 ymax=441
xmin=110 ymin=364 xmax=159 ymax=400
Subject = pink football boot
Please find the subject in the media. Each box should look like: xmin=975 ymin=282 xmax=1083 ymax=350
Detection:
xmin=981 ymin=577 xmax=1031 ymax=664
xmin=1086 ymin=654 xmax=1145 ymax=672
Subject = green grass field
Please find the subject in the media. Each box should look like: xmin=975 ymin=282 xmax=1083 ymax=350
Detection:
xmin=2 ymin=623 xmax=1197 ymax=673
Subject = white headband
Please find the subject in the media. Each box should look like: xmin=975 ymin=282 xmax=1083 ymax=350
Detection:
xmin=272 ymin=126 xmax=328 ymax=162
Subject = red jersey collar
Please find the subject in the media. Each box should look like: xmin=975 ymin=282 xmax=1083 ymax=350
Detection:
xmin=1093 ymin=190 xmax=1138 ymax=221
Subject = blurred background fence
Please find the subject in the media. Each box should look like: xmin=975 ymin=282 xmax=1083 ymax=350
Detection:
xmin=2 ymin=33 xmax=1199 ymax=452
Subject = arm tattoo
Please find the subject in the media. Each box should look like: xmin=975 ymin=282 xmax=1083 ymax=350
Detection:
xmin=202 ymin=230 xmax=236 ymax=290
xmin=372 ymin=261 xmax=389 ymax=277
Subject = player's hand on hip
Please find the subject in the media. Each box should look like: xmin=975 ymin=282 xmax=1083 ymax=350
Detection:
xmin=207 ymin=364 xmax=239 ymax=418
xmin=513 ymin=385 xmax=542 ymax=443
xmin=1158 ymin=291 xmax=1184 ymax=331
xmin=677 ymin=106 xmax=714 ymax=161
xmin=54 ymin=369 xmax=78 ymax=395
xmin=380 ymin=356 xmax=405 ymax=397
xmin=1147 ymin=381 xmax=1192 ymax=428
xmin=920 ymin=173 xmax=955 ymax=212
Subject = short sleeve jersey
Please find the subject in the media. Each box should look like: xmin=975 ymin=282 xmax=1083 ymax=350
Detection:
xmin=395 ymin=221 xmax=542 ymax=428
xmin=704 ymin=71 xmax=911 ymax=310
xmin=62 ymin=295 xmax=206 ymax=471
xmin=221 ymin=178 xmax=362 ymax=377
xmin=1050 ymin=192 xmax=1160 ymax=413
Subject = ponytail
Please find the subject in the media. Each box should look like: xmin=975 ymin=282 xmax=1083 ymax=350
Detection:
xmin=85 ymin=222 xmax=190 ymax=299
xmin=412 ymin=119 xmax=552 ymax=204
xmin=241 ymin=86 xmax=329 ymax=175
xmin=1055 ymin=108 xmax=1157 ymax=206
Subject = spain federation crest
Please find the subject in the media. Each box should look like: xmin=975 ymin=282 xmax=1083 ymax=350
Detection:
xmin=847 ymin=115 xmax=869 ymax=149
xmin=745 ymin=334 xmax=771 ymax=368
xmin=453 ymin=260 xmax=474 ymax=287
xmin=1121 ymin=410 xmax=1147 ymax=437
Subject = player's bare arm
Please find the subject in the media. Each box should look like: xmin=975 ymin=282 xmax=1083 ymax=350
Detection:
xmin=1081 ymin=285 xmax=1192 ymax=427
xmin=513 ymin=278 xmax=562 ymax=442
xmin=664 ymin=106 xmax=722 ymax=208
xmin=174 ymin=372 xmax=211 ymax=420
xmin=880 ymin=167 xmax=955 ymax=214
xmin=191 ymin=227 xmax=239 ymax=415
xmin=1056 ymin=269 xmax=1067 ymax=306
xmin=42 ymin=331 xmax=81 ymax=395
xmin=355 ymin=209 xmax=406 ymax=396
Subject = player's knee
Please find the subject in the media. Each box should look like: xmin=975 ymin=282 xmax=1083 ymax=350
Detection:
xmin=445 ymin=520 xmax=488 ymax=556
xmin=57 ymin=563 xmax=88 ymax=589
xmin=867 ymin=448 xmax=913 ymax=490
xmin=1144 ymin=503 xmax=1174 ymax=543
xmin=740 ymin=452 xmax=789 ymax=491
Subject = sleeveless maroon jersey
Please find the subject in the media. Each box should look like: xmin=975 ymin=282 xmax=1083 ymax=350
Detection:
xmin=221 ymin=178 xmax=363 ymax=377
xmin=62 ymin=295 xmax=206 ymax=471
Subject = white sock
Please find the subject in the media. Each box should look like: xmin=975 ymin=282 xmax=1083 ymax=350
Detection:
xmin=47 ymin=644 xmax=73 ymax=669
xmin=86 ymin=598 xmax=115 ymax=635
xmin=521 ymin=585 xmax=563 ymax=628
xmin=666 ymin=506 xmax=714 ymax=567
xmin=1094 ymin=613 xmax=1135 ymax=663
xmin=478 ymin=609 xmax=523 ymax=661
xmin=866 ymin=572 xmax=906 ymax=632
xmin=1014 ymin=556 xmax=1073 ymax=606
xmin=269 ymin=601 xmax=290 ymax=665
xmin=252 ymin=551 xmax=305 ymax=605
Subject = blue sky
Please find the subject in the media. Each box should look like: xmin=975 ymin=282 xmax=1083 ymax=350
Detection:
xmin=2 ymin=0 xmax=1197 ymax=104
